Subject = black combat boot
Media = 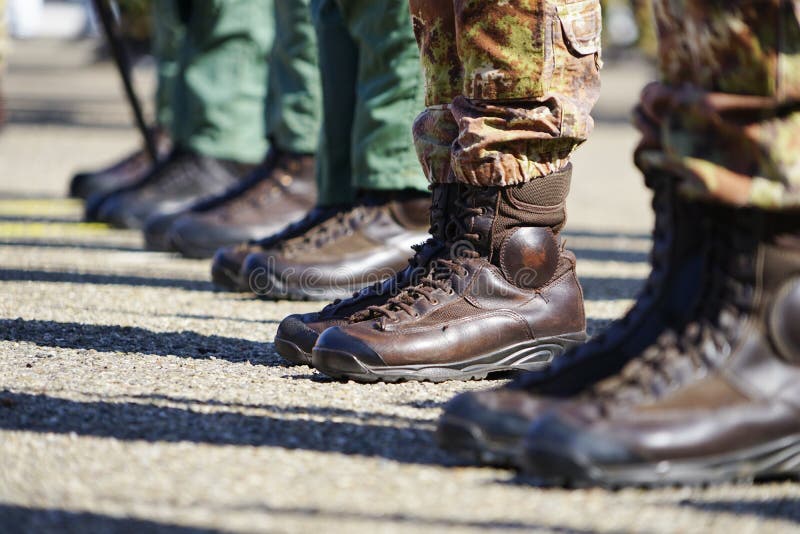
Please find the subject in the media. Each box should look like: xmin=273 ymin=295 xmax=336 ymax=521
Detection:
xmin=94 ymin=148 xmax=256 ymax=229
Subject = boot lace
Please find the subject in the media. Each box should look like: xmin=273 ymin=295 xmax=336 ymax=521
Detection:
xmin=279 ymin=205 xmax=375 ymax=255
xmin=321 ymin=185 xmax=453 ymax=321
xmin=364 ymin=187 xmax=485 ymax=325
xmin=252 ymin=206 xmax=340 ymax=249
xmin=318 ymin=239 xmax=439 ymax=320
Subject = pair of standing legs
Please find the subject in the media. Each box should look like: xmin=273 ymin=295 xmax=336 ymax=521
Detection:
xmin=89 ymin=0 xmax=328 ymax=259
xmin=155 ymin=0 xmax=320 ymax=164
xmin=303 ymin=0 xmax=603 ymax=379
xmin=430 ymin=0 xmax=800 ymax=486
xmin=233 ymin=0 xmax=437 ymax=300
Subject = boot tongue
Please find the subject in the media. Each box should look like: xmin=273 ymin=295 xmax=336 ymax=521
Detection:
xmin=445 ymin=186 xmax=494 ymax=259
xmin=429 ymin=183 xmax=456 ymax=242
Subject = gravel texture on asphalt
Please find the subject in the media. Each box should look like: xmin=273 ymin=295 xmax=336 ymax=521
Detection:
xmin=1 ymin=39 xmax=799 ymax=534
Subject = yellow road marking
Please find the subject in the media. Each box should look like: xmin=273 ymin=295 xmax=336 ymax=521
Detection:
xmin=0 ymin=222 xmax=113 ymax=238
xmin=0 ymin=199 xmax=82 ymax=217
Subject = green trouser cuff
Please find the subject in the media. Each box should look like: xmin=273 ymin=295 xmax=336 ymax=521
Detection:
xmin=266 ymin=0 xmax=322 ymax=154
xmin=174 ymin=0 xmax=274 ymax=164
xmin=312 ymin=0 xmax=429 ymax=205
xmin=172 ymin=0 xmax=321 ymax=163
xmin=152 ymin=0 xmax=184 ymax=131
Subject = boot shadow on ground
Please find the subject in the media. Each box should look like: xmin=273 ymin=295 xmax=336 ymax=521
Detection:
xmin=501 ymin=477 xmax=800 ymax=522
xmin=581 ymin=276 xmax=644 ymax=301
xmin=115 ymin=392 xmax=433 ymax=425
xmin=0 ymin=239 xmax=146 ymax=253
xmin=0 ymin=268 xmax=214 ymax=292
xmin=0 ymin=505 xmax=219 ymax=534
xmin=0 ymin=318 xmax=280 ymax=366
xmin=571 ymin=247 xmax=648 ymax=263
xmin=0 ymin=391 xmax=449 ymax=466
xmin=678 ymin=498 xmax=800 ymax=524
xmin=0 ymin=503 xmax=595 ymax=533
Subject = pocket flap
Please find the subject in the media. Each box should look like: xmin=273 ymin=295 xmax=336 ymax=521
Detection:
xmin=557 ymin=0 xmax=602 ymax=56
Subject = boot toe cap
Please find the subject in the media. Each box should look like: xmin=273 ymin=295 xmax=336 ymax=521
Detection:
xmin=211 ymin=245 xmax=250 ymax=291
xmin=275 ymin=313 xmax=323 ymax=365
xmin=170 ymin=215 xmax=252 ymax=259
xmin=96 ymin=192 xmax=148 ymax=229
xmin=143 ymin=212 xmax=183 ymax=252
xmin=241 ymin=251 xmax=280 ymax=297
xmin=522 ymin=411 xmax=640 ymax=484
xmin=437 ymin=389 xmax=538 ymax=465
xmin=69 ymin=172 xmax=93 ymax=199
xmin=312 ymin=326 xmax=387 ymax=377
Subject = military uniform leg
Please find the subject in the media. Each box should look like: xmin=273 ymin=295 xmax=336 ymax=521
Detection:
xmin=636 ymin=0 xmax=800 ymax=209
xmin=174 ymin=0 xmax=275 ymax=165
xmin=341 ymin=0 xmax=429 ymax=194
xmin=266 ymin=0 xmax=322 ymax=155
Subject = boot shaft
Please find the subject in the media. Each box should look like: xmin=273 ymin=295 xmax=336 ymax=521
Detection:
xmin=723 ymin=210 xmax=800 ymax=366
xmin=449 ymin=165 xmax=572 ymax=289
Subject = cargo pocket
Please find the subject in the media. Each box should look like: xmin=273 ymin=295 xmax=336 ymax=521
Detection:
xmin=557 ymin=0 xmax=602 ymax=62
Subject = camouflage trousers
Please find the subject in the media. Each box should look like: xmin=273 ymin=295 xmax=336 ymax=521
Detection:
xmin=636 ymin=0 xmax=800 ymax=210
xmin=408 ymin=0 xmax=603 ymax=186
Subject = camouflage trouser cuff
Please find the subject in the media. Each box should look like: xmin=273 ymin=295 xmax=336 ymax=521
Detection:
xmin=634 ymin=82 xmax=800 ymax=211
xmin=449 ymin=96 xmax=582 ymax=187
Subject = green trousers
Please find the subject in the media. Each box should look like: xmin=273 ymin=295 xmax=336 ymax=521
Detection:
xmin=152 ymin=0 xmax=322 ymax=164
xmin=311 ymin=0 xmax=429 ymax=205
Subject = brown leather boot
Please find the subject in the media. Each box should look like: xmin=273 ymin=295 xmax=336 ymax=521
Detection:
xmin=521 ymin=207 xmax=800 ymax=487
xmin=210 ymin=206 xmax=344 ymax=291
xmin=241 ymin=191 xmax=431 ymax=301
xmin=312 ymin=165 xmax=587 ymax=382
xmin=69 ymin=127 xmax=171 ymax=199
xmin=436 ymin=176 xmax=709 ymax=465
xmin=159 ymin=149 xmax=317 ymax=258
xmin=274 ymin=183 xmax=457 ymax=365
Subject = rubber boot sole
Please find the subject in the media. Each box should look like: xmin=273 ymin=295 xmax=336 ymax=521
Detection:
xmin=312 ymin=333 xmax=587 ymax=383
xmin=249 ymin=270 xmax=360 ymax=302
xmin=522 ymin=433 xmax=800 ymax=489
